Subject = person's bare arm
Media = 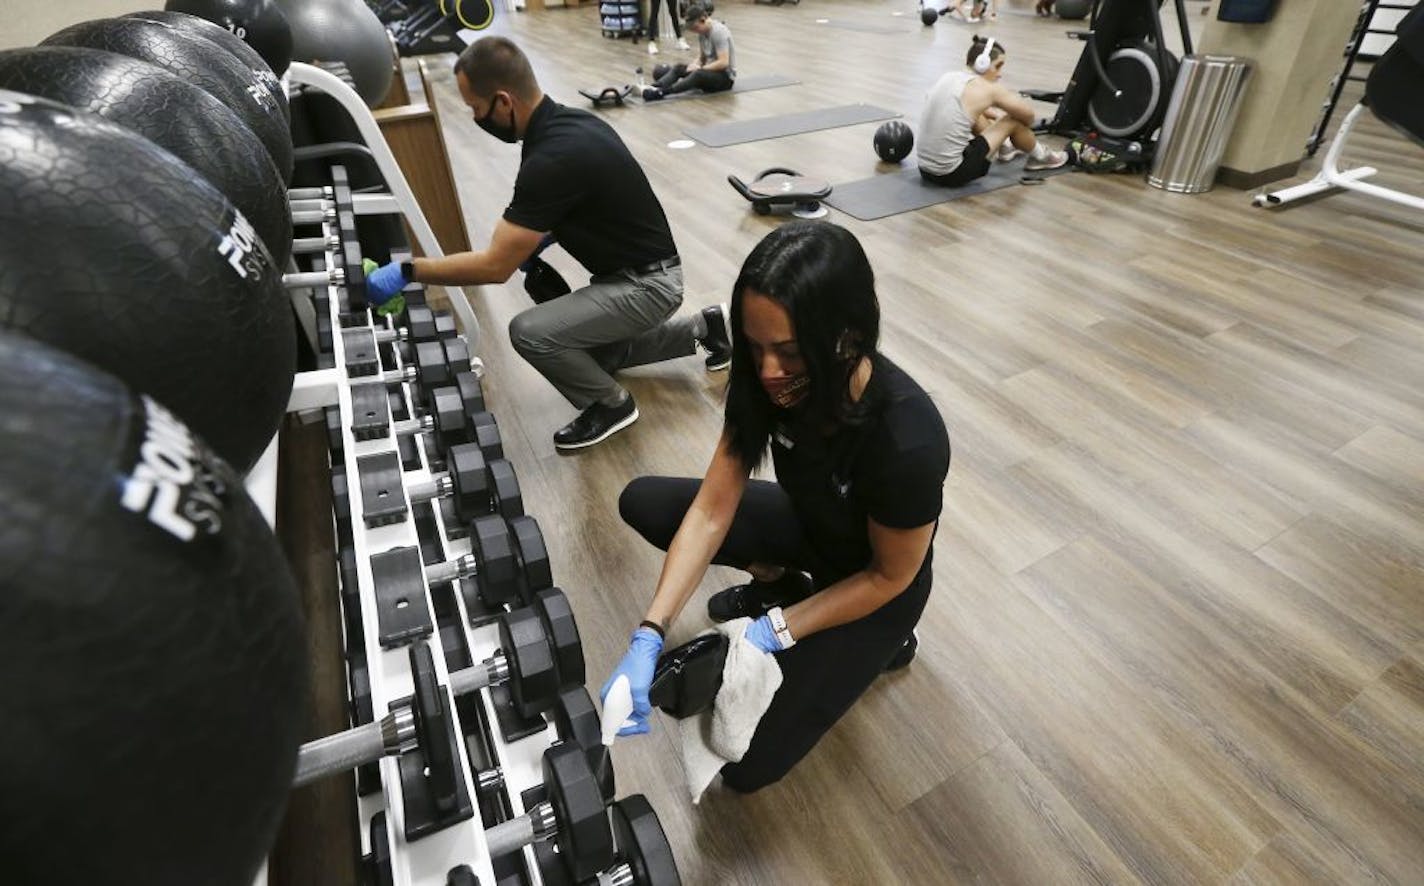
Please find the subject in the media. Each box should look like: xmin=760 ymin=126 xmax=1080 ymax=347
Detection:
xmin=781 ymin=517 xmax=934 ymax=640
xmin=989 ymin=82 xmax=1038 ymax=126
xmin=701 ymin=44 xmax=731 ymax=73
xmin=642 ymin=432 xmax=752 ymax=630
xmin=411 ymin=218 xmax=544 ymax=286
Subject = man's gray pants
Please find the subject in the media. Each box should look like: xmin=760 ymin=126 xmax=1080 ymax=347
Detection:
xmin=508 ymin=265 xmax=697 ymax=409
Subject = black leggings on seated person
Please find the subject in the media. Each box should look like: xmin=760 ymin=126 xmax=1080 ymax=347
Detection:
xmin=654 ymin=64 xmax=734 ymax=95
xmin=618 ymin=476 xmax=932 ymax=793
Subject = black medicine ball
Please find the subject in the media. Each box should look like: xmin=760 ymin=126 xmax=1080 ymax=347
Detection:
xmin=874 ymin=119 xmax=915 ymax=163
xmin=160 ymin=0 xmax=294 ymax=77
xmin=0 ymin=46 xmax=292 ymax=267
xmin=128 ymin=9 xmax=291 ymax=119
xmin=0 ymin=90 xmax=295 ymax=474
xmin=921 ymin=5 xmax=939 ymax=25
xmin=0 ymin=329 xmax=308 ymax=886
xmin=43 ymin=15 xmax=293 ymax=183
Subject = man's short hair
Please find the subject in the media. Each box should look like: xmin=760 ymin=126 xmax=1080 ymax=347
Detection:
xmin=684 ymin=2 xmax=710 ymax=25
xmin=454 ymin=36 xmax=539 ymax=101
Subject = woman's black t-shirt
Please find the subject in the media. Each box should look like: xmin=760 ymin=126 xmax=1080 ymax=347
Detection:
xmin=769 ymin=354 xmax=951 ymax=584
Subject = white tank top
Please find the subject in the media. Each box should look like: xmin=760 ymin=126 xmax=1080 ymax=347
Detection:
xmin=916 ymin=71 xmax=978 ymax=175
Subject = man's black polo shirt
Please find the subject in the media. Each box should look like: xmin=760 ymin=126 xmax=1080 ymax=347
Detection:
xmin=503 ymin=97 xmax=677 ymax=276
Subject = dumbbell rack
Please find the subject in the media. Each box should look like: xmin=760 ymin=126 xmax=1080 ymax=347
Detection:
xmin=305 ymin=207 xmax=558 ymax=885
xmin=237 ymin=62 xmax=680 ymax=885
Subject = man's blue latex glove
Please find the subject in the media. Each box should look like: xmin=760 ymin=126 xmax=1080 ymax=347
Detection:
xmin=744 ymin=614 xmax=788 ymax=654
xmin=599 ymin=626 xmax=664 ymax=737
xmin=363 ymin=259 xmax=408 ymax=311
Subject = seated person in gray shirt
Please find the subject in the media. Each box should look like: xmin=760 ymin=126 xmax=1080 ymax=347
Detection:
xmin=642 ymin=3 xmax=735 ymax=101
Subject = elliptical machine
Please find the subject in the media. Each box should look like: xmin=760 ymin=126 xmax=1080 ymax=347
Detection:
xmin=1026 ymin=0 xmax=1193 ymax=167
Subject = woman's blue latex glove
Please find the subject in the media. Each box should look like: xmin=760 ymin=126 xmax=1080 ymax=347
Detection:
xmin=599 ymin=627 xmax=664 ymax=737
xmin=744 ymin=614 xmax=788 ymax=654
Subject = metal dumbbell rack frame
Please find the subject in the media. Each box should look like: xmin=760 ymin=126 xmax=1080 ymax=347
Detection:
xmin=278 ymin=206 xmax=560 ymax=886
xmin=237 ymin=64 xmax=565 ymax=883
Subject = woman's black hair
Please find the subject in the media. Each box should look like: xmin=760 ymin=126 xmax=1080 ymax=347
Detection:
xmin=723 ymin=220 xmax=881 ymax=467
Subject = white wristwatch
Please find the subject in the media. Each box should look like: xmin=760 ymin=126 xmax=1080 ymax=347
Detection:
xmin=767 ymin=606 xmax=796 ymax=650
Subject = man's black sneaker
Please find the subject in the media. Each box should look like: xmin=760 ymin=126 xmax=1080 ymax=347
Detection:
xmin=699 ymin=303 xmax=732 ymax=371
xmin=642 ymin=87 xmax=665 ymax=101
xmin=707 ymin=570 xmax=813 ymax=623
xmin=553 ymin=396 xmax=638 ymax=450
xmin=884 ymin=630 xmax=919 ymax=672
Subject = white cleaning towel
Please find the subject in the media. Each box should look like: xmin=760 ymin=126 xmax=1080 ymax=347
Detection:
xmin=680 ymin=617 xmax=783 ymax=803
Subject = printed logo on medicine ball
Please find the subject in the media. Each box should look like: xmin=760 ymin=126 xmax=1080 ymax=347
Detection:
xmin=119 ymin=395 xmax=232 ymax=541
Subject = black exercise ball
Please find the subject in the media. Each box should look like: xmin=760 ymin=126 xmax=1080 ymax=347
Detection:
xmin=162 ymin=0 xmax=294 ymax=76
xmin=274 ymin=0 xmax=394 ymax=107
xmin=0 ymin=89 xmax=295 ymax=474
xmin=0 ymin=329 xmax=307 ymax=886
xmin=126 ymin=10 xmax=290 ymax=121
xmin=921 ymin=5 xmax=939 ymax=25
xmin=0 ymin=47 xmax=292 ymax=268
xmin=42 ymin=16 xmax=293 ymax=184
xmin=874 ymin=120 xmax=915 ymax=163
xmin=1056 ymin=0 xmax=1091 ymax=18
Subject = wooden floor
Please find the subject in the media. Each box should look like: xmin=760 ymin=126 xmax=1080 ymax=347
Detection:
xmin=424 ymin=3 xmax=1424 ymax=883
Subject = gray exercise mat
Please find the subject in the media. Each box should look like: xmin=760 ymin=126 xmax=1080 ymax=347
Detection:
xmin=685 ymin=103 xmax=900 ymax=148
xmin=825 ymin=161 xmax=1075 ymax=220
xmin=629 ymin=72 xmax=800 ymax=104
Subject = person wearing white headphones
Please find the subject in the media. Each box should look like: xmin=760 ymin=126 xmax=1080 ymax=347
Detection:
xmin=916 ymin=36 xmax=1068 ymax=187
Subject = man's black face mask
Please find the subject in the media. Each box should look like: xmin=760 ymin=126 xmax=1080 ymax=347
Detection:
xmin=476 ymin=91 xmax=517 ymax=143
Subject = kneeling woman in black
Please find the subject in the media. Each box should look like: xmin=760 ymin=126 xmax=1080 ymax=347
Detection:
xmin=601 ymin=220 xmax=951 ymax=793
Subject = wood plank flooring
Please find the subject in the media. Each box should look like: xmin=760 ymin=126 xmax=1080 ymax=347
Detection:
xmin=420 ymin=2 xmax=1424 ymax=882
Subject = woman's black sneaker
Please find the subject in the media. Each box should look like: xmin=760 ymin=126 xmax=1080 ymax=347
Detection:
xmin=707 ymin=570 xmax=813 ymax=623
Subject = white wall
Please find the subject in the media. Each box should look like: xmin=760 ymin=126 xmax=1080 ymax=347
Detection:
xmin=0 ymin=0 xmax=156 ymax=50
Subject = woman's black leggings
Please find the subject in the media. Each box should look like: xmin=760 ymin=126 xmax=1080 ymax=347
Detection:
xmin=646 ymin=0 xmax=681 ymax=40
xmin=653 ymin=63 xmax=734 ymax=96
xmin=618 ymin=476 xmax=932 ymax=793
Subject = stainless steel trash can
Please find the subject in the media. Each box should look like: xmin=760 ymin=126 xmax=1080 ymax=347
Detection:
xmin=1148 ymin=55 xmax=1254 ymax=193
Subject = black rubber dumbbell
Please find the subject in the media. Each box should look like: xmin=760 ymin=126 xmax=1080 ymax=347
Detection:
xmin=531 ymin=794 xmax=682 ymax=886
xmin=466 ymin=686 xmax=614 ymax=804
xmin=356 ymin=446 xmax=485 ymax=529
xmin=293 ymin=593 xmax=585 ymax=787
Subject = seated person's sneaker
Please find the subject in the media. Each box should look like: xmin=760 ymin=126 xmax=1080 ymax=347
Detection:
xmin=642 ymin=86 xmax=665 ymax=102
xmin=698 ymin=303 xmax=732 ymax=371
xmin=553 ymin=396 xmax=638 ymax=450
xmin=707 ymin=570 xmax=814 ymax=623
xmin=884 ymin=630 xmax=919 ymax=671
xmin=996 ymin=143 xmax=1024 ymax=163
xmin=1025 ymin=149 xmax=1069 ymax=171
